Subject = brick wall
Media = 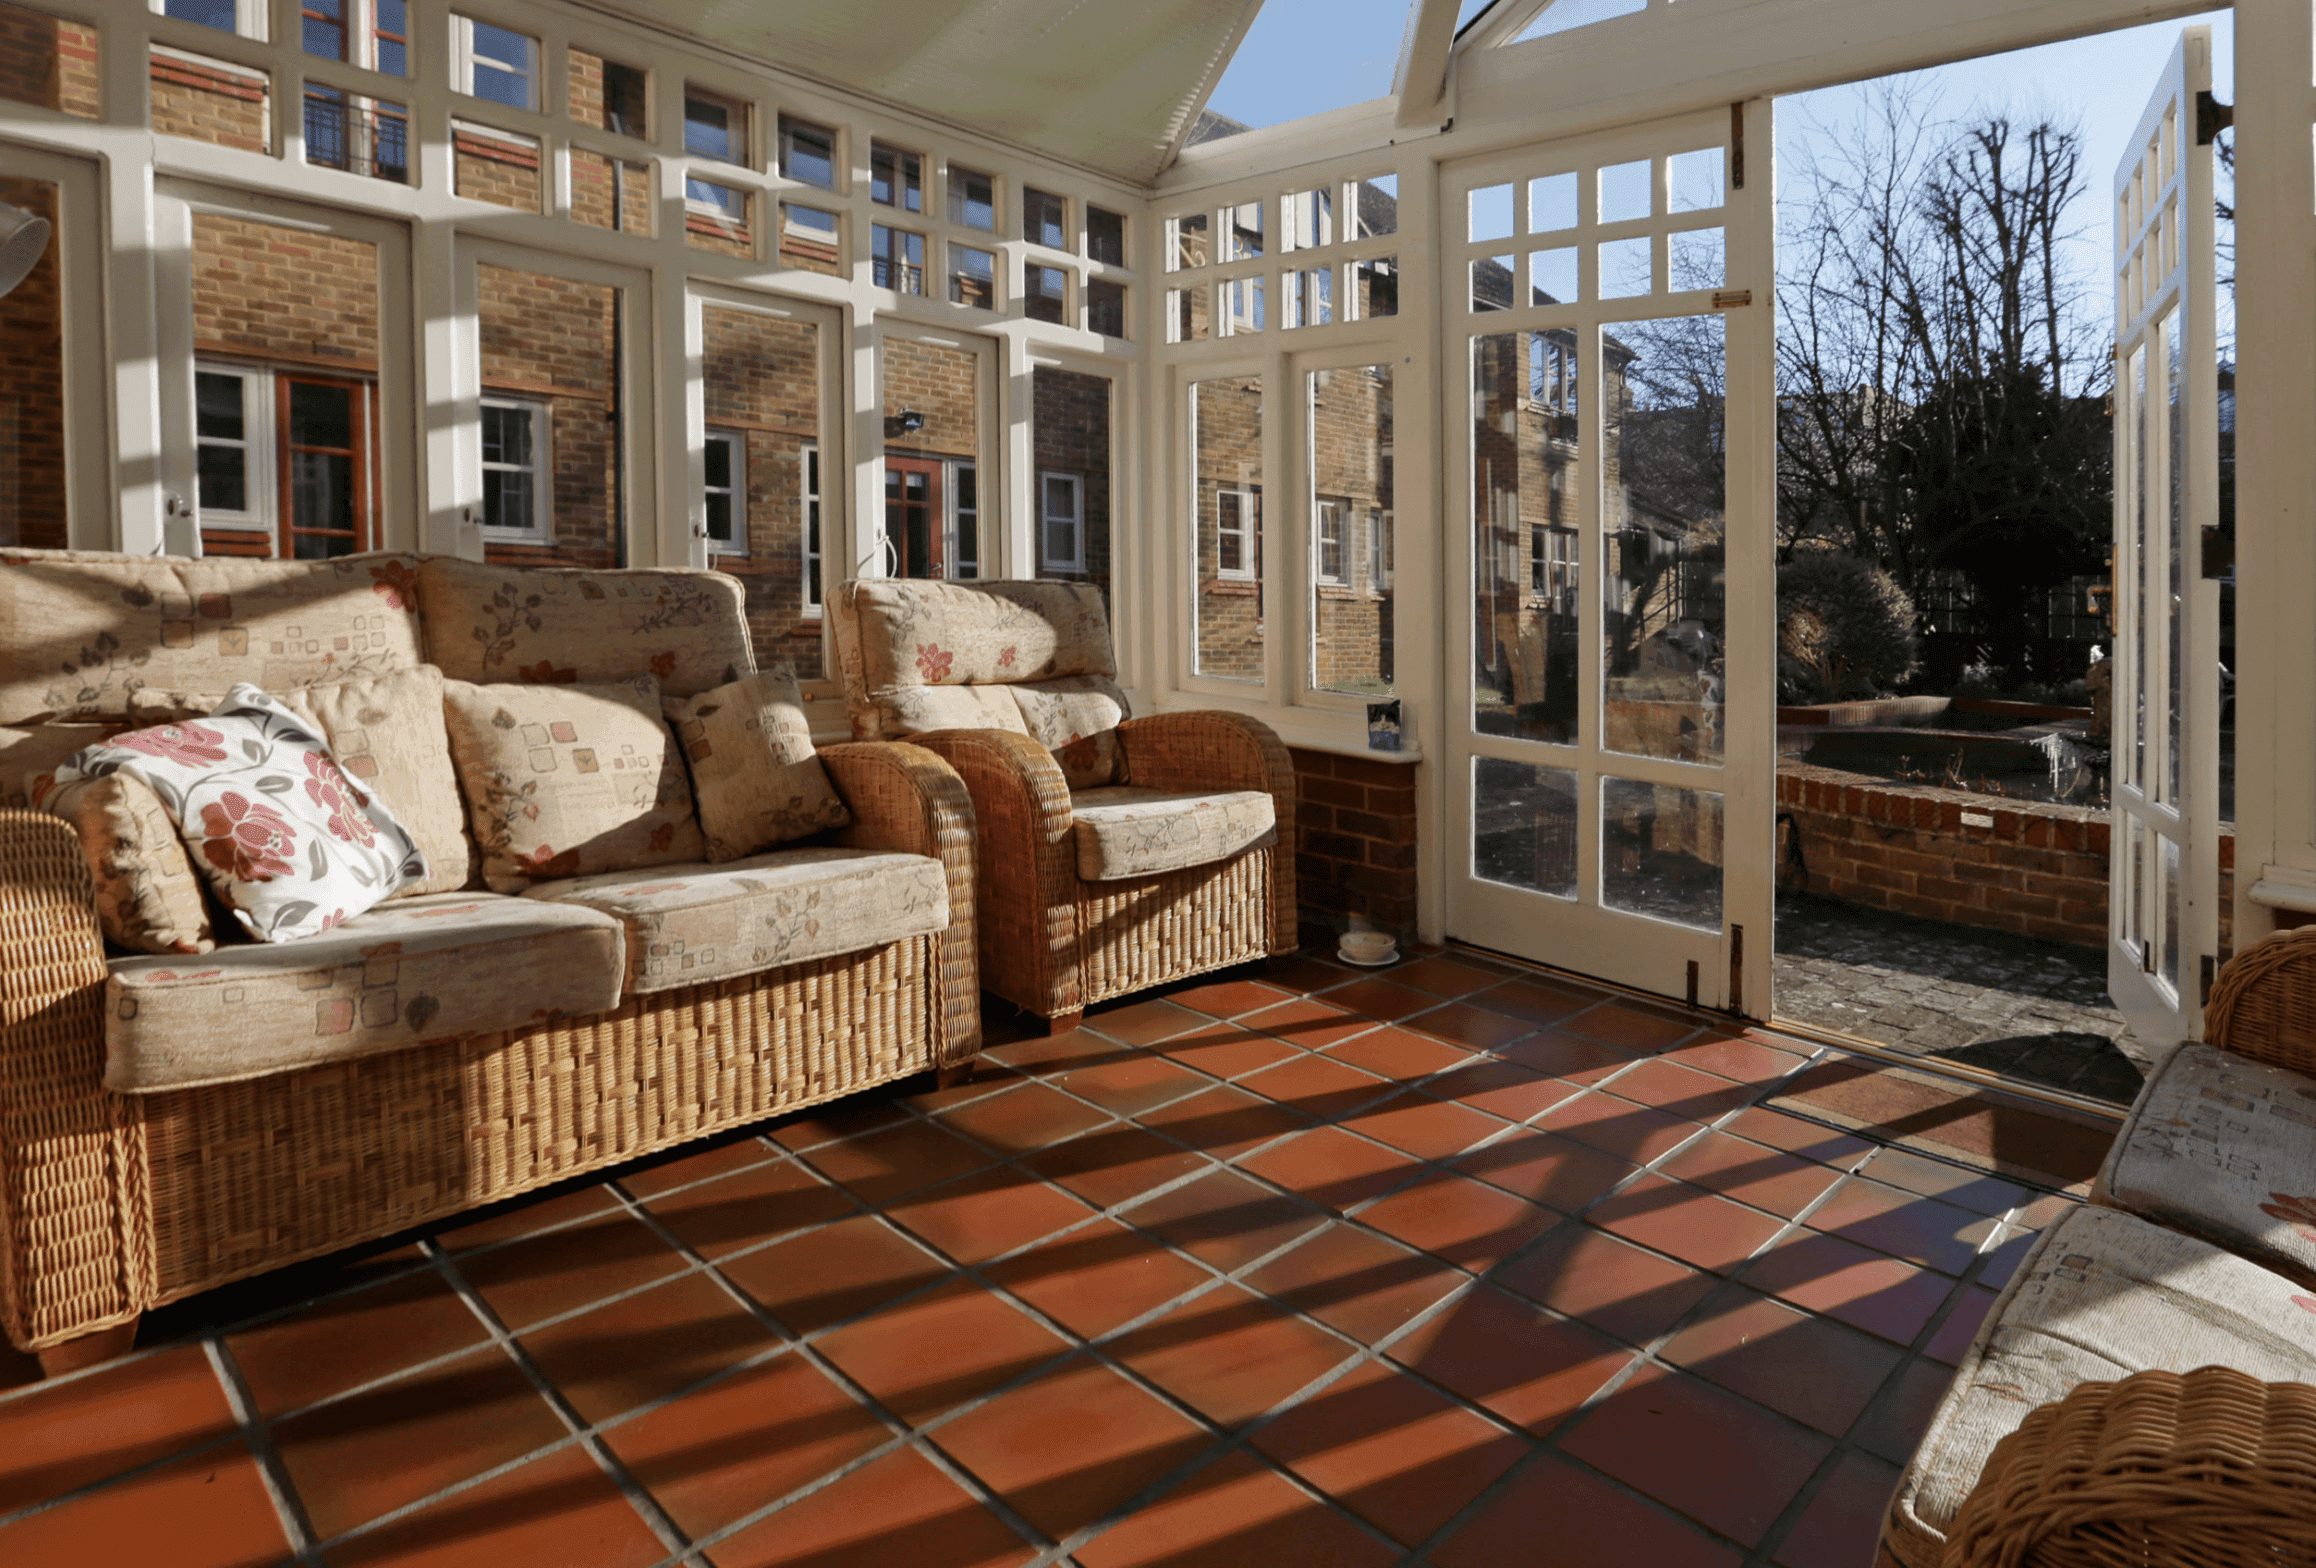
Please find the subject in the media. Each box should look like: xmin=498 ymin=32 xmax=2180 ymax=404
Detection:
xmin=1192 ymin=375 xmax=1262 ymax=679
xmin=702 ymin=305 xmax=822 ymax=677
xmin=883 ymin=338 xmax=976 ymax=458
xmin=571 ymin=150 xmax=651 ymax=236
xmin=1292 ymin=748 xmax=1419 ymax=939
xmin=687 ymin=202 xmax=755 ymax=259
xmin=1310 ymin=363 xmax=1392 ymax=693
xmin=193 ymin=213 xmax=378 ymax=369
xmin=0 ymin=174 xmax=63 ymax=548
xmin=0 ymin=2 xmax=97 ymax=117
xmin=1778 ymin=762 xmax=2237 ymax=958
xmin=453 ymin=128 xmax=541 ymax=213
xmin=1032 ymin=365 xmax=1111 ymax=605
xmin=149 ymin=47 xmax=266 ymax=152
xmin=478 ymin=263 xmax=618 ymax=567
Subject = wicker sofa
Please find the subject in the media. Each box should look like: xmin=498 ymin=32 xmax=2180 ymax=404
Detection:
xmin=1880 ymin=927 xmax=2316 ymax=1566
xmin=830 ymin=577 xmax=1297 ymax=1031
xmin=0 ymin=549 xmax=978 ymax=1374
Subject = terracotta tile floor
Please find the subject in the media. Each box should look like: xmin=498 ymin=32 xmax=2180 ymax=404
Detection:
xmin=0 ymin=944 xmax=2087 ymax=1567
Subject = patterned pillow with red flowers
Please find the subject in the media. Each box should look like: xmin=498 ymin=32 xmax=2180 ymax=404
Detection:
xmin=46 ymin=683 xmax=426 ymax=942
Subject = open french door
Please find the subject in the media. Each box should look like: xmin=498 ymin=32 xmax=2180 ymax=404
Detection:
xmin=1442 ymin=100 xmax=1778 ymax=1014
xmin=2108 ymin=27 xmax=2224 ymax=1048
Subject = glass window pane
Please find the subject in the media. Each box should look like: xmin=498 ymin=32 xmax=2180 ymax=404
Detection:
xmin=1087 ymin=206 xmax=1126 ymax=265
xmin=2166 ymin=307 xmax=2183 ymax=806
xmin=1602 ymin=777 xmax=1723 ymax=930
xmin=195 ymin=371 xmax=244 ymax=440
xmin=1529 ymin=172 xmax=1577 ymax=235
xmin=1025 ymin=187 xmax=1067 ymax=249
xmin=1087 ymin=279 xmax=1126 ymax=339
xmin=1669 ymin=228 xmax=1723 ymax=291
xmin=780 ymin=117 xmax=835 ymax=188
xmin=1192 ymin=376 xmax=1262 ymax=682
xmin=1469 ymin=183 xmax=1514 ymax=243
xmin=949 ymin=244 xmax=995 ymax=308
xmin=1169 ymin=211 xmax=1209 ymax=271
xmin=165 ymin=0 xmax=239 ymax=31
xmin=1600 ymin=236 xmax=1652 ymax=298
xmin=1311 ymin=365 xmax=1394 ymax=695
xmin=1474 ymin=330 xmax=1579 ymax=746
xmin=1034 ymin=367 xmax=1110 ymax=601
xmin=684 ymin=94 xmax=733 ymax=161
xmin=1473 ymin=256 xmax=1514 ymax=312
xmin=1353 ymin=174 xmax=1398 ymax=238
xmin=704 ymin=306 xmax=825 ymax=674
xmin=950 ymin=166 xmax=994 ymax=231
xmin=1599 ymin=159 xmax=1652 ymax=223
xmin=1350 ymin=257 xmax=1397 ymax=321
xmin=1025 ymin=264 xmax=1066 ymax=324
xmin=1474 ymin=759 xmax=1577 ymax=897
xmin=478 ymin=262 xmax=618 ymax=562
xmin=288 ymin=381 xmax=351 ymax=447
xmin=1667 ymin=147 xmax=1724 ymax=212
xmin=196 ymin=442 xmax=247 ymax=513
xmin=1531 ymin=247 xmax=1578 ymax=305
xmin=1225 ymin=200 xmax=1263 ymax=260
xmin=1604 ymin=313 xmax=1725 ymax=765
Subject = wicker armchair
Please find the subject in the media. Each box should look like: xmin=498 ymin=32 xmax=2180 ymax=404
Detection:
xmin=831 ymin=578 xmax=1297 ymax=1030
xmin=1944 ymin=1367 xmax=2316 ymax=1567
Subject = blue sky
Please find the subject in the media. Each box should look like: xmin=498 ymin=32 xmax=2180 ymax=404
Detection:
xmin=1208 ymin=0 xmax=2234 ymax=308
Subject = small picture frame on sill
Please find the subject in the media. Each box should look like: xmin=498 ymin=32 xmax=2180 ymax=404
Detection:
xmin=1367 ymin=699 xmax=1402 ymax=752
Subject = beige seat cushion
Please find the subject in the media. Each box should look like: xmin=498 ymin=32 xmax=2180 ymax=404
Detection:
xmin=1882 ymin=1204 xmax=2316 ymax=1568
xmin=522 ymin=848 xmax=948 ymax=994
xmin=665 ymin=670 xmax=851 ymax=862
xmin=103 ymin=892 xmax=625 ymax=1092
xmin=441 ymin=676 xmax=705 ymax=891
xmin=2095 ymin=1039 xmax=2316 ymax=1287
xmin=1070 ymin=785 xmax=1277 ymax=881
xmin=0 ymin=548 xmax=427 ymax=725
xmin=418 ymin=558 xmax=752 ymax=699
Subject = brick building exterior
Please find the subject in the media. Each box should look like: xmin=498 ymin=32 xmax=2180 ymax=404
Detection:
xmin=1031 ymin=366 xmax=1113 ymax=606
xmin=149 ymin=47 xmax=267 ymax=152
xmin=477 ymin=262 xmax=620 ymax=569
xmin=454 ymin=127 xmax=543 ymax=213
xmin=0 ymin=0 xmax=97 ymax=120
xmin=703 ymin=305 xmax=823 ymax=676
xmin=1309 ymin=363 xmax=1393 ymax=693
xmin=0 ymin=174 xmax=61 ymax=549
xmin=1191 ymin=374 xmax=1262 ymax=679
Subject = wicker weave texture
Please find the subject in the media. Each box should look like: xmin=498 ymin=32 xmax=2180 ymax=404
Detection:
xmin=1117 ymin=709 xmax=1299 ymax=954
xmin=2204 ymin=925 xmax=2316 ymax=1076
xmin=139 ymin=935 xmax=936 ymax=1307
xmin=1944 ymin=1366 xmax=2316 ymax=1568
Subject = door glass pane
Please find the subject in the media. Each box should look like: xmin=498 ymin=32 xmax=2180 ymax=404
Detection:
xmin=1473 ymin=331 xmax=1579 ymax=745
xmin=194 ymin=372 xmax=249 ymax=513
xmin=1310 ymin=364 xmax=1392 ymax=696
xmin=1191 ymin=376 xmax=1263 ymax=683
xmin=1602 ymin=776 xmax=1722 ymax=930
xmin=2166 ymin=306 xmax=2184 ymax=807
xmin=288 ymin=381 xmax=352 ymax=448
xmin=2128 ymin=817 xmax=2146 ymax=952
xmin=1604 ymin=313 xmax=1725 ymax=764
xmin=1033 ymin=367 xmax=1111 ymax=608
xmin=703 ymin=305 xmax=824 ymax=676
xmin=2131 ymin=344 xmax=2148 ymax=791
xmin=2162 ymin=831 xmax=2182 ymax=993
xmin=478 ymin=262 xmax=618 ymax=566
xmin=1473 ymin=758 xmax=1577 ymax=897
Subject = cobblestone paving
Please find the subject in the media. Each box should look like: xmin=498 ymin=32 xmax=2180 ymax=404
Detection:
xmin=1773 ymin=892 xmax=2151 ymax=1105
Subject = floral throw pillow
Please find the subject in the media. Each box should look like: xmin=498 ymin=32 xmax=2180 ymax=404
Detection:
xmin=47 ymin=684 xmax=427 ymax=942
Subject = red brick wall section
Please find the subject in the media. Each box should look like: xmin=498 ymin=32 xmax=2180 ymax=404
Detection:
xmin=571 ymin=150 xmax=652 ymax=236
xmin=477 ymin=263 xmax=618 ymax=567
xmin=1192 ymin=375 xmax=1262 ymax=680
xmin=1310 ymin=363 xmax=1393 ymax=693
xmin=0 ymin=3 xmax=98 ymax=117
xmin=1032 ymin=365 xmax=1112 ymax=605
xmin=702 ymin=305 xmax=822 ymax=677
xmin=0 ymin=175 xmax=64 ymax=548
xmin=193 ymin=214 xmax=378 ymax=369
xmin=1292 ymin=748 xmax=1418 ymax=940
xmin=454 ymin=128 xmax=542 ymax=213
xmin=882 ymin=338 xmax=976 ymax=459
xmin=1778 ymin=762 xmax=2236 ymax=958
xmin=149 ymin=48 xmax=267 ymax=153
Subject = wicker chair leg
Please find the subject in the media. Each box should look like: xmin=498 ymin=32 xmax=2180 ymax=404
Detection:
xmin=36 ymin=1318 xmax=138 ymax=1378
xmin=936 ymin=1059 xmax=977 ymax=1090
xmin=1045 ymin=1010 xmax=1084 ymax=1037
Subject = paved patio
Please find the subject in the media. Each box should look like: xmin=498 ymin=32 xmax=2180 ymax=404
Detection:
xmin=0 ymin=947 xmax=2074 ymax=1568
xmin=1772 ymin=893 xmax=2150 ymax=1106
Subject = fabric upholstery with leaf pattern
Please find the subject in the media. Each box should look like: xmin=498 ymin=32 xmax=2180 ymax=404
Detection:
xmin=664 ymin=669 xmax=851 ymax=862
xmin=45 ymin=684 xmax=428 ymax=942
xmin=29 ymin=771 xmax=216 ymax=953
xmin=830 ymin=578 xmax=1117 ymax=741
xmin=419 ymin=558 xmax=753 ymax=698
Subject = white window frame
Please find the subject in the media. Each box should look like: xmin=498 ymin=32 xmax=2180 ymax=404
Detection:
xmin=192 ymin=362 xmax=275 ymax=533
xmin=1040 ymin=469 xmax=1084 ymax=573
xmin=451 ymin=14 xmax=537 ymax=111
xmin=801 ymin=439 xmax=823 ymax=616
xmin=948 ymin=457 xmax=980 ymax=579
xmin=1368 ymin=508 xmax=1392 ymax=592
xmin=297 ymin=0 xmax=408 ymax=73
xmin=702 ymin=426 xmax=745 ymax=555
xmin=1314 ymin=495 xmax=1348 ymax=585
xmin=478 ymin=393 xmax=551 ymax=541
xmin=1216 ymin=485 xmax=1258 ymax=582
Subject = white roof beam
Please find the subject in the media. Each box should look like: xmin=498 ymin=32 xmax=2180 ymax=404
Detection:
xmin=1393 ymin=0 xmax=1463 ymax=127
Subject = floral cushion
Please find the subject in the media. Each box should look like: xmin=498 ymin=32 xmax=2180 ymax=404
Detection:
xmin=103 ymin=892 xmax=625 ymax=1092
xmin=419 ymin=558 xmax=752 ymax=698
xmin=441 ymin=676 xmax=704 ymax=892
xmin=878 ymin=684 xmax=1031 ymax=739
xmin=832 ymin=578 xmax=1116 ymax=741
xmin=522 ymin=848 xmax=948 ymax=994
xmin=282 ymin=667 xmax=475 ymax=896
xmin=1068 ymin=786 xmax=1278 ymax=881
xmin=31 ymin=773 xmax=216 ymax=954
xmin=0 ymin=549 xmax=427 ymax=726
xmin=1882 ymin=1205 xmax=2316 ymax=1568
xmin=2094 ymin=1040 xmax=2316 ymax=1288
xmin=44 ymin=685 xmax=427 ymax=943
xmin=664 ymin=670 xmax=850 ymax=862
xmin=1010 ymin=675 xmax=1129 ymax=789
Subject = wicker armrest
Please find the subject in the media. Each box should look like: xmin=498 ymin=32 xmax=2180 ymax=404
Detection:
xmin=2205 ymin=926 xmax=2316 ymax=1076
xmin=1943 ymin=1366 xmax=2316 ymax=1568
xmin=820 ymin=742 xmax=981 ymax=1065
xmin=0 ymin=808 xmax=151 ymax=1353
xmin=1116 ymin=710 xmax=1297 ymax=805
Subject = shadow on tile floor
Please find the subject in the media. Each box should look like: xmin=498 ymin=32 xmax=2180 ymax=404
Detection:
xmin=0 ymin=941 xmax=2082 ymax=1568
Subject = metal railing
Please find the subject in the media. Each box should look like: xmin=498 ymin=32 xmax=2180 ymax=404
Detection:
xmin=303 ymin=93 xmax=408 ymax=184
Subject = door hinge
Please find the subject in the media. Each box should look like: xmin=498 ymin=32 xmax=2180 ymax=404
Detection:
xmin=2196 ymin=90 xmax=2234 ymax=146
xmin=1728 ymin=924 xmax=1745 ymax=1015
xmin=1712 ymin=290 xmax=1752 ymax=309
xmin=2202 ymin=524 xmax=2234 ymax=580
xmin=2202 ymin=953 xmax=2217 ymax=1008
xmin=1730 ymin=103 xmax=1744 ymax=190
xmin=1686 ymin=959 xmax=1700 ymax=1009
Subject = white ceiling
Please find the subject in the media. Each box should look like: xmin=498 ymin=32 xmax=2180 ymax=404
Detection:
xmin=590 ymin=0 xmax=1269 ymax=184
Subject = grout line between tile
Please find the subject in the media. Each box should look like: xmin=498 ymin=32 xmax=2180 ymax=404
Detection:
xmin=204 ymin=1333 xmax=325 ymax=1564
